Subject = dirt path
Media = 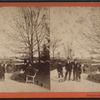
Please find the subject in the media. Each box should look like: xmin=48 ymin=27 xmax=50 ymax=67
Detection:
xmin=51 ymin=68 xmax=100 ymax=92
xmin=0 ymin=73 xmax=49 ymax=92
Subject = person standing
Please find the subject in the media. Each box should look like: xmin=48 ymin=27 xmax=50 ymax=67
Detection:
xmin=0 ymin=63 xmax=2 ymax=80
xmin=57 ymin=61 xmax=63 ymax=82
xmin=73 ymin=59 xmax=78 ymax=81
xmin=76 ymin=63 xmax=82 ymax=81
xmin=1 ymin=63 xmax=5 ymax=81
xmin=64 ymin=58 xmax=72 ymax=81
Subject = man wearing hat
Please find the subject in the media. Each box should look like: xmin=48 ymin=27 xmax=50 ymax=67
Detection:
xmin=73 ymin=59 xmax=78 ymax=81
xmin=76 ymin=62 xmax=82 ymax=81
xmin=64 ymin=58 xmax=72 ymax=81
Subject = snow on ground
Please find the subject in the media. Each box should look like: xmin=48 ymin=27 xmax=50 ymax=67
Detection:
xmin=0 ymin=73 xmax=49 ymax=92
xmin=51 ymin=67 xmax=100 ymax=92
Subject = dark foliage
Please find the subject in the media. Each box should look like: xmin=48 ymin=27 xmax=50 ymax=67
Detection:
xmin=87 ymin=74 xmax=100 ymax=83
xmin=40 ymin=44 xmax=50 ymax=62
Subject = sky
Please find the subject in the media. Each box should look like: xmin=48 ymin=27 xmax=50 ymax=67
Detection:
xmin=0 ymin=7 xmax=100 ymax=59
xmin=0 ymin=7 xmax=19 ymax=58
xmin=0 ymin=7 xmax=35 ymax=58
xmin=50 ymin=7 xmax=100 ymax=59
xmin=0 ymin=7 xmax=49 ymax=58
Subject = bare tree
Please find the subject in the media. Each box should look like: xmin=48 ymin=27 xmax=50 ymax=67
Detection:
xmin=82 ymin=7 xmax=100 ymax=55
xmin=63 ymin=43 xmax=68 ymax=59
xmin=50 ymin=32 xmax=61 ymax=61
xmin=40 ymin=21 xmax=50 ymax=62
xmin=4 ymin=7 xmax=49 ymax=64
xmin=63 ymin=42 xmax=74 ymax=59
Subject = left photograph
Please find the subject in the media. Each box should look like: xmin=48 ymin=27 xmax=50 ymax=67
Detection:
xmin=0 ymin=7 xmax=50 ymax=92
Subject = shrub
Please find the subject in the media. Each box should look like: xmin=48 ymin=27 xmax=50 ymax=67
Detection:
xmin=10 ymin=72 xmax=26 ymax=83
xmin=87 ymin=74 xmax=100 ymax=83
xmin=10 ymin=62 xmax=50 ymax=89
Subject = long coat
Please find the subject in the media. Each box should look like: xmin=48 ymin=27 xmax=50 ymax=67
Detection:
xmin=73 ymin=62 xmax=78 ymax=71
xmin=0 ymin=64 xmax=5 ymax=79
xmin=76 ymin=64 xmax=82 ymax=74
xmin=57 ymin=63 xmax=63 ymax=72
xmin=65 ymin=62 xmax=72 ymax=71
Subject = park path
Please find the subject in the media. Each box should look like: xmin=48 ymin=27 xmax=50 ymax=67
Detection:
xmin=50 ymin=68 xmax=100 ymax=92
xmin=0 ymin=73 xmax=49 ymax=92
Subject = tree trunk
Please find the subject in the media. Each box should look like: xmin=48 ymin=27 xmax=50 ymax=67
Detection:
xmin=29 ymin=45 xmax=33 ymax=64
xmin=52 ymin=49 xmax=55 ymax=61
xmin=38 ymin=44 xmax=41 ymax=64
xmin=34 ymin=27 xmax=41 ymax=65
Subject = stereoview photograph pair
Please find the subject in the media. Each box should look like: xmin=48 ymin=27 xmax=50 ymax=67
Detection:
xmin=0 ymin=7 xmax=99 ymax=92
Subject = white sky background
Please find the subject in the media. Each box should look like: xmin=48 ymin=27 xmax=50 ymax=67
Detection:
xmin=50 ymin=7 xmax=100 ymax=59
xmin=0 ymin=7 xmax=49 ymax=58
xmin=0 ymin=7 xmax=37 ymax=58
xmin=0 ymin=7 xmax=19 ymax=58
xmin=0 ymin=7 xmax=99 ymax=59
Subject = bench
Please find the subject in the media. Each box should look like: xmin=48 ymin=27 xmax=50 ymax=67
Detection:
xmin=26 ymin=69 xmax=38 ymax=83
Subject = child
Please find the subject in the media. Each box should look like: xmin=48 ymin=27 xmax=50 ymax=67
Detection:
xmin=57 ymin=62 xmax=63 ymax=82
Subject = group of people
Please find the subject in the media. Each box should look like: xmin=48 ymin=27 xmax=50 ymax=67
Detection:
xmin=57 ymin=58 xmax=82 ymax=82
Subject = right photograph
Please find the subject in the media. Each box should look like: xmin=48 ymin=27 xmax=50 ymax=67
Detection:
xmin=50 ymin=7 xmax=100 ymax=92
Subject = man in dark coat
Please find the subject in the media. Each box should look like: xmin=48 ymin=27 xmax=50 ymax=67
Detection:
xmin=0 ymin=63 xmax=2 ymax=79
xmin=73 ymin=59 xmax=78 ymax=81
xmin=57 ymin=61 xmax=63 ymax=82
xmin=1 ymin=63 xmax=5 ymax=81
xmin=64 ymin=58 xmax=72 ymax=81
xmin=76 ymin=63 xmax=82 ymax=81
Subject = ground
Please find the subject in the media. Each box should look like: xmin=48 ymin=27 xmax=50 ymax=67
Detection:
xmin=0 ymin=73 xmax=49 ymax=92
xmin=51 ymin=67 xmax=100 ymax=92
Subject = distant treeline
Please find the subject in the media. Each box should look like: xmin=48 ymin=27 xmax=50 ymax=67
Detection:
xmin=50 ymin=58 xmax=93 ymax=71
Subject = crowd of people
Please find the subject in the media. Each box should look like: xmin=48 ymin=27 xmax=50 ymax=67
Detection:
xmin=57 ymin=58 xmax=82 ymax=82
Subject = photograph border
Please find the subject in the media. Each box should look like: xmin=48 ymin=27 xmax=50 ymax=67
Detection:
xmin=0 ymin=2 xmax=100 ymax=98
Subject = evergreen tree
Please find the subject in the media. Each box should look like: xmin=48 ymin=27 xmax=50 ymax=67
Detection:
xmin=40 ymin=44 xmax=50 ymax=62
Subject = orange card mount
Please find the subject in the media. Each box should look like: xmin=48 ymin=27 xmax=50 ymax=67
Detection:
xmin=0 ymin=2 xmax=99 ymax=6
xmin=0 ymin=2 xmax=100 ymax=98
